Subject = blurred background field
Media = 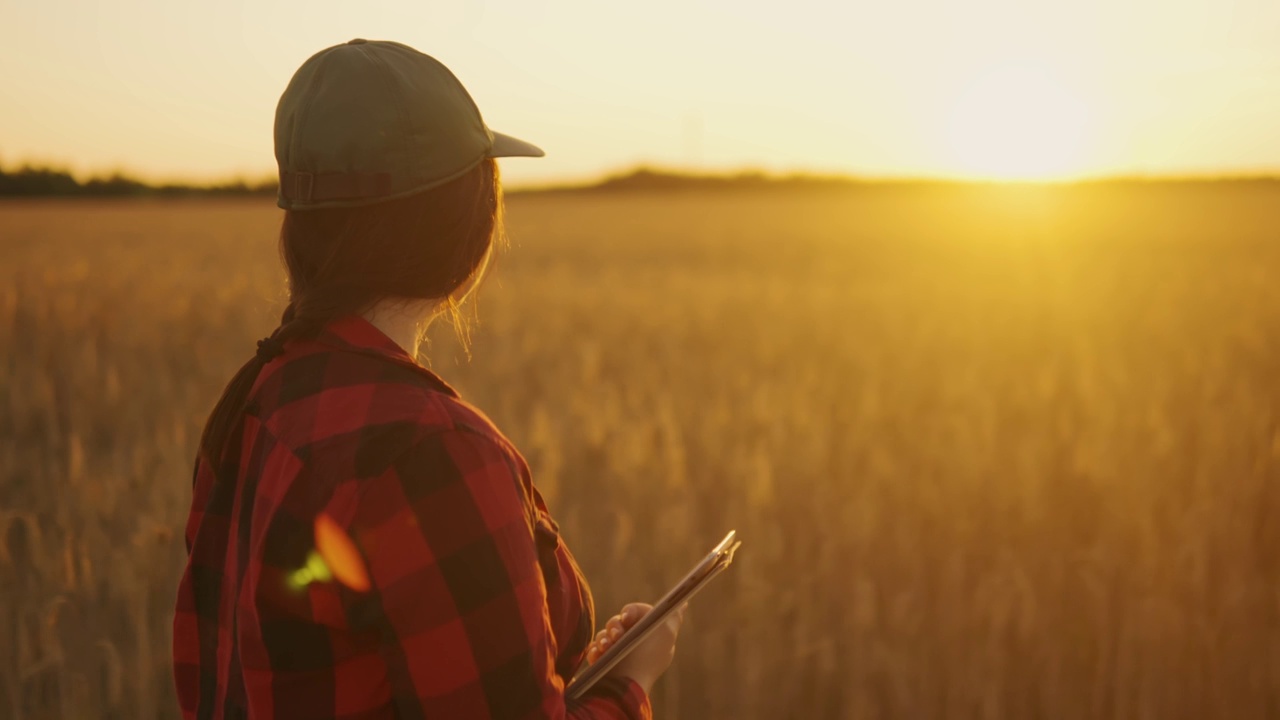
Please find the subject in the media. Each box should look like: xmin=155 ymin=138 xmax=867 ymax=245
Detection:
xmin=1 ymin=184 xmax=1278 ymax=719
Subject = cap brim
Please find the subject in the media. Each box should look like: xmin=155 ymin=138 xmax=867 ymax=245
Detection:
xmin=489 ymin=130 xmax=545 ymax=158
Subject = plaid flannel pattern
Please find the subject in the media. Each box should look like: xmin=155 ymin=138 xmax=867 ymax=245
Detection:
xmin=173 ymin=315 xmax=651 ymax=719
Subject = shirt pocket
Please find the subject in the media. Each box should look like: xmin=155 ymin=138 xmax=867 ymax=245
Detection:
xmin=534 ymin=513 xmax=562 ymax=590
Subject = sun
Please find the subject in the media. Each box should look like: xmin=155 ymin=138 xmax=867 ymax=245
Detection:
xmin=944 ymin=64 xmax=1094 ymax=181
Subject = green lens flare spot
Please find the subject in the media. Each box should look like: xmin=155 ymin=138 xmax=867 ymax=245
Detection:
xmin=288 ymin=568 xmax=312 ymax=590
xmin=287 ymin=551 xmax=334 ymax=590
xmin=307 ymin=551 xmax=333 ymax=582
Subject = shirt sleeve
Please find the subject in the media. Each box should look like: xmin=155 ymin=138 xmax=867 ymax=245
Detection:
xmin=173 ymin=456 xmax=224 ymax=720
xmin=344 ymin=427 xmax=652 ymax=720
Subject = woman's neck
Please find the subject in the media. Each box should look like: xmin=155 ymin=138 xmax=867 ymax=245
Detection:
xmin=361 ymin=300 xmax=436 ymax=359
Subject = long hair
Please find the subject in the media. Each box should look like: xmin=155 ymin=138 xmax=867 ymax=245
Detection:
xmin=198 ymin=158 xmax=502 ymax=467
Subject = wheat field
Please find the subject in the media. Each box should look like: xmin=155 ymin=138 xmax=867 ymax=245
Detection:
xmin=1 ymin=184 xmax=1279 ymax=719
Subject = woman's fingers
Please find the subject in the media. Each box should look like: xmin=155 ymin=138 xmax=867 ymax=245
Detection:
xmin=618 ymin=603 xmax=651 ymax=627
xmin=604 ymin=603 xmax=650 ymax=634
xmin=586 ymin=635 xmax=614 ymax=665
xmin=594 ymin=626 xmax=621 ymax=646
xmin=588 ymin=602 xmax=661 ymax=665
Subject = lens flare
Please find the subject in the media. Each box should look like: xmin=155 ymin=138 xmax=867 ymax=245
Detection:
xmin=287 ymin=551 xmax=333 ymax=590
xmin=286 ymin=514 xmax=372 ymax=592
xmin=314 ymin=513 xmax=371 ymax=592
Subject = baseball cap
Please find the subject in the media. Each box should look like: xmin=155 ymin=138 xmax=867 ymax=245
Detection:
xmin=274 ymin=39 xmax=544 ymax=210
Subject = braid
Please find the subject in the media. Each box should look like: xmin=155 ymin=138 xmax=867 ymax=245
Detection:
xmin=253 ymin=303 xmax=295 ymax=363
xmin=209 ymin=296 xmax=349 ymax=464
xmin=254 ymin=297 xmax=340 ymax=362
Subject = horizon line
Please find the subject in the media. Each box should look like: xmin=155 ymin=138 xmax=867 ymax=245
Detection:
xmin=5 ymin=160 xmax=1280 ymax=196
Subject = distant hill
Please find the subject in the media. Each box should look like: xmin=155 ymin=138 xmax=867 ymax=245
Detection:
xmin=511 ymin=167 xmax=881 ymax=194
xmin=515 ymin=167 xmax=1280 ymax=194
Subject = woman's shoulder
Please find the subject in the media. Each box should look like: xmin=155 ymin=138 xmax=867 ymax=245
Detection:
xmin=325 ymin=381 xmax=538 ymax=523
xmin=355 ymin=362 xmax=517 ymax=455
xmin=427 ymin=393 xmax=530 ymax=475
xmin=253 ymin=346 xmax=522 ymax=470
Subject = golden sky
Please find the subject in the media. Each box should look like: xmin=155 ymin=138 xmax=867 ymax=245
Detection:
xmin=2 ymin=0 xmax=1279 ymax=184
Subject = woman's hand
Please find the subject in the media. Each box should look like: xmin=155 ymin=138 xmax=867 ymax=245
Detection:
xmin=585 ymin=603 xmax=646 ymax=664
xmin=586 ymin=602 xmax=687 ymax=695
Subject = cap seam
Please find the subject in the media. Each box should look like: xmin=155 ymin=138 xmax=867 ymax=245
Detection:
xmin=353 ymin=44 xmax=415 ymax=188
xmin=289 ymin=48 xmax=338 ymax=178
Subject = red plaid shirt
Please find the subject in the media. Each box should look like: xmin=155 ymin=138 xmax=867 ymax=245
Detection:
xmin=173 ymin=315 xmax=651 ymax=719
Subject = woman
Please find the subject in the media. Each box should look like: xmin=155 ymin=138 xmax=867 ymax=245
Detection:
xmin=172 ymin=39 xmax=683 ymax=719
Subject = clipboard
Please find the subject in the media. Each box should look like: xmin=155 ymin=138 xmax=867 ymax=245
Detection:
xmin=566 ymin=530 xmax=742 ymax=699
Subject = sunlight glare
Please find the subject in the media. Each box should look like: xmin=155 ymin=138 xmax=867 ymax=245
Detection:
xmin=944 ymin=64 xmax=1094 ymax=181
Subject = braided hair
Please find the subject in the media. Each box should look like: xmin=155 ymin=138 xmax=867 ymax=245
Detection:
xmin=199 ymin=158 xmax=501 ymax=468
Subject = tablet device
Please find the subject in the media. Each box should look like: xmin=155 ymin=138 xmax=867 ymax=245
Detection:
xmin=566 ymin=530 xmax=742 ymax=699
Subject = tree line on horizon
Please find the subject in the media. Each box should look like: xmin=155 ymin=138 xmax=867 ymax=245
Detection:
xmin=2 ymin=161 xmax=1277 ymax=198
xmin=0 ymin=163 xmax=845 ymax=197
xmin=0 ymin=163 xmax=857 ymax=198
xmin=0 ymin=163 xmax=277 ymax=198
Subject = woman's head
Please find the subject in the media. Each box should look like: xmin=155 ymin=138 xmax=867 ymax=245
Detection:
xmin=268 ymin=38 xmax=542 ymax=346
xmin=199 ymin=38 xmax=541 ymax=468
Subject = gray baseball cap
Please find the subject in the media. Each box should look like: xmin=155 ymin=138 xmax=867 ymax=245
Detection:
xmin=274 ymin=39 xmax=544 ymax=210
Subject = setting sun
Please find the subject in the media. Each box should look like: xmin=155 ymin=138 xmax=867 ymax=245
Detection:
xmin=944 ymin=64 xmax=1095 ymax=181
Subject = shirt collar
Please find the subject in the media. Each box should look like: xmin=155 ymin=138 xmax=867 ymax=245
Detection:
xmin=311 ymin=314 xmax=460 ymax=398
